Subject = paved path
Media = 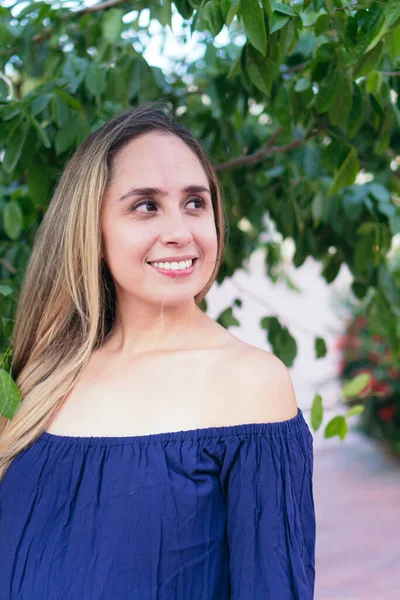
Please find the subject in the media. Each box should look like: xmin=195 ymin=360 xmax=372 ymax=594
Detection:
xmin=303 ymin=408 xmax=400 ymax=599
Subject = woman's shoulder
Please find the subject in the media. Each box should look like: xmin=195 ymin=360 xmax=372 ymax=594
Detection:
xmin=212 ymin=338 xmax=299 ymax=426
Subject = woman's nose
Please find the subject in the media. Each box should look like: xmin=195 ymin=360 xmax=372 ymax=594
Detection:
xmin=158 ymin=212 xmax=194 ymax=244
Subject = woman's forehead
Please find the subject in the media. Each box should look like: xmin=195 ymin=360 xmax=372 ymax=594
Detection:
xmin=110 ymin=136 xmax=208 ymax=190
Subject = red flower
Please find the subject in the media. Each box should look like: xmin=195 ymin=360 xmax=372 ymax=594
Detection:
xmin=378 ymin=405 xmax=397 ymax=422
xmin=388 ymin=367 xmax=400 ymax=378
xmin=355 ymin=369 xmax=391 ymax=397
xmin=337 ymin=358 xmax=346 ymax=375
xmin=372 ymin=381 xmax=391 ymax=396
xmin=372 ymin=334 xmax=384 ymax=342
xmin=367 ymin=351 xmax=380 ymax=363
xmin=335 ymin=335 xmax=348 ymax=350
xmin=353 ymin=316 xmax=368 ymax=331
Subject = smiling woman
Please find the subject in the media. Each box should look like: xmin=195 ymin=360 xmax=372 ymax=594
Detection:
xmin=0 ymin=101 xmax=315 ymax=600
xmin=100 ymin=128 xmax=220 ymax=324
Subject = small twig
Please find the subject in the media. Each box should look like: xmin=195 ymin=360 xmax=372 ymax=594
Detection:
xmin=0 ymin=259 xmax=17 ymax=275
xmin=33 ymin=0 xmax=133 ymax=43
xmin=74 ymin=0 xmax=132 ymax=15
xmin=214 ymin=128 xmax=323 ymax=172
xmin=281 ymin=61 xmax=310 ymax=74
xmin=263 ymin=126 xmax=284 ymax=148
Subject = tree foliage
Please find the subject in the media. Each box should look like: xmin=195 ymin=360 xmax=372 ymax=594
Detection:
xmin=1 ymin=0 xmax=400 ymax=439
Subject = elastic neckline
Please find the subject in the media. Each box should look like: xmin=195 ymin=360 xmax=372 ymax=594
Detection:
xmin=36 ymin=409 xmax=307 ymax=447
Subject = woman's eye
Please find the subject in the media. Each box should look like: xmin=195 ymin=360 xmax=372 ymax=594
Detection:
xmin=128 ymin=199 xmax=157 ymax=213
xmin=128 ymin=197 xmax=207 ymax=214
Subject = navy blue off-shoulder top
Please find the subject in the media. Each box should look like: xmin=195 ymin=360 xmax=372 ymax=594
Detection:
xmin=0 ymin=408 xmax=316 ymax=599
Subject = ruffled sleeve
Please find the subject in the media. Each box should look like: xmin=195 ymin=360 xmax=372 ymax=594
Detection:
xmin=219 ymin=410 xmax=316 ymax=599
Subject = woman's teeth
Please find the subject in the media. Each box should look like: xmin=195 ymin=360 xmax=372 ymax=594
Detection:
xmin=149 ymin=259 xmax=193 ymax=271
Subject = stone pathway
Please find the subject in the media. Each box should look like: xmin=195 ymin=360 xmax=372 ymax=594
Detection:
xmin=303 ymin=408 xmax=400 ymax=599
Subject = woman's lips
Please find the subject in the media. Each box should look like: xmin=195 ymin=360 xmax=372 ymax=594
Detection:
xmin=147 ymin=258 xmax=197 ymax=278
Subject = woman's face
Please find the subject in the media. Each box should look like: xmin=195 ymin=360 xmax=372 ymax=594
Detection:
xmin=101 ymin=131 xmax=218 ymax=308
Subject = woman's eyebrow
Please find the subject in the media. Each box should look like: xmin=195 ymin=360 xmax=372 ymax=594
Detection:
xmin=118 ymin=185 xmax=211 ymax=203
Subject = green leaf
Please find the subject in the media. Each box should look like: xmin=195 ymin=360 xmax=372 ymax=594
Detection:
xmin=294 ymin=77 xmax=310 ymax=92
xmin=315 ymin=68 xmax=340 ymax=114
xmin=366 ymin=70 xmax=382 ymax=94
xmin=3 ymin=200 xmax=23 ymax=240
xmin=107 ymin=68 xmax=128 ymax=103
xmin=29 ymin=116 xmax=51 ymax=148
xmin=374 ymin=109 xmax=394 ymax=156
xmin=260 ymin=315 xmax=297 ymax=367
xmin=31 ymin=93 xmax=51 ymax=117
xmin=51 ymin=92 xmax=69 ymax=127
xmin=386 ymin=0 xmax=400 ymax=28
xmin=62 ymin=56 xmax=88 ymax=94
xmin=315 ymin=336 xmax=327 ymax=358
xmin=158 ymin=0 xmax=172 ymax=28
xmin=328 ymin=71 xmax=352 ymax=128
xmin=55 ymin=119 xmax=80 ymax=155
xmin=353 ymin=4 xmax=386 ymax=55
xmin=216 ymin=306 xmax=240 ymax=328
xmin=365 ymin=13 xmax=387 ymax=52
xmin=311 ymin=394 xmax=323 ymax=431
xmin=315 ymin=42 xmax=334 ymax=62
xmin=311 ymin=192 xmax=324 ymax=227
xmin=269 ymin=12 xmax=289 ymax=33
xmin=325 ymin=415 xmax=347 ymax=440
xmin=315 ymin=13 xmax=330 ymax=36
xmin=27 ymin=159 xmax=50 ymax=206
xmin=241 ymin=0 xmax=267 ymax=56
xmin=261 ymin=0 xmax=271 ymax=17
xmin=369 ymin=182 xmax=390 ymax=203
xmin=369 ymin=92 xmax=384 ymax=118
xmin=345 ymin=405 xmax=365 ymax=417
xmin=0 ymin=285 xmax=13 ymax=296
xmin=279 ymin=19 xmax=296 ymax=54
xmin=245 ymin=44 xmax=276 ymax=95
xmin=54 ymin=89 xmax=81 ymax=110
xmin=0 ymin=368 xmax=21 ymax=419
xmin=330 ymin=147 xmax=360 ymax=194
xmin=353 ymin=41 xmax=383 ymax=78
xmin=0 ymin=76 xmax=9 ymax=98
xmin=227 ymin=50 xmax=242 ymax=78
xmin=102 ymin=8 xmax=123 ymax=44
xmin=271 ymin=2 xmax=298 ymax=17
xmin=226 ymin=0 xmax=240 ymax=26
xmin=385 ymin=24 xmax=400 ymax=58
xmin=203 ymin=0 xmax=224 ymax=36
xmin=347 ymin=82 xmax=363 ymax=138
xmin=85 ymin=63 xmax=107 ymax=97
xmin=2 ymin=120 xmax=29 ymax=174
xmin=341 ymin=373 xmax=372 ymax=399
xmin=0 ymin=103 xmax=21 ymax=121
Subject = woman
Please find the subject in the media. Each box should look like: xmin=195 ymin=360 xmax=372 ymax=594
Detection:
xmin=0 ymin=101 xmax=316 ymax=598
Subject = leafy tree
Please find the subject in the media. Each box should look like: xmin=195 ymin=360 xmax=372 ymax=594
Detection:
xmin=1 ymin=0 xmax=400 ymax=440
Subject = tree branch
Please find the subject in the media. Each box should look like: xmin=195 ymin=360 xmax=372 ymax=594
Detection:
xmin=281 ymin=61 xmax=310 ymax=74
xmin=0 ymin=259 xmax=17 ymax=275
xmin=76 ymin=0 xmax=133 ymax=15
xmin=32 ymin=0 xmax=134 ymax=43
xmin=214 ymin=128 xmax=323 ymax=172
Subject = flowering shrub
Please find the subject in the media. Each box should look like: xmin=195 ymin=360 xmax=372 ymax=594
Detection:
xmin=337 ymin=313 xmax=400 ymax=457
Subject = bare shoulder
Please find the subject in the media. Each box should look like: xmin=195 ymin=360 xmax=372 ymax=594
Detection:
xmin=226 ymin=339 xmax=299 ymax=423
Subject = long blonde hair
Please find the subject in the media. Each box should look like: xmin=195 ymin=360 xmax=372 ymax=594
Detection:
xmin=0 ymin=101 xmax=227 ymax=483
